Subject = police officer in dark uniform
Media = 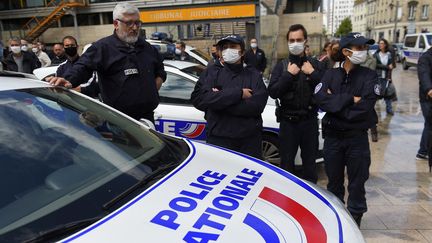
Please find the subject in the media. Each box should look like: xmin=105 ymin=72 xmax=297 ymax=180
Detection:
xmin=244 ymin=38 xmax=267 ymax=73
xmin=191 ymin=35 xmax=268 ymax=159
xmin=49 ymin=3 xmax=166 ymax=123
xmin=268 ymin=24 xmax=324 ymax=183
xmin=314 ymin=32 xmax=378 ymax=227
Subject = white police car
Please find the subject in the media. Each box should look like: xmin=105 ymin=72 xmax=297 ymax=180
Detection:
xmin=0 ymin=71 xmax=364 ymax=242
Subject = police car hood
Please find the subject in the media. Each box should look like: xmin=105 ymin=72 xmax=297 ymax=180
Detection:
xmin=62 ymin=140 xmax=364 ymax=243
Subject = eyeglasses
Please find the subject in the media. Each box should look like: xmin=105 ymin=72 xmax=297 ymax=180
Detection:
xmin=116 ymin=19 xmax=142 ymax=28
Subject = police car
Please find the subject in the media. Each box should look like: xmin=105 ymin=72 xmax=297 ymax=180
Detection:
xmin=0 ymin=71 xmax=364 ymax=242
xmin=32 ymin=61 xmax=324 ymax=166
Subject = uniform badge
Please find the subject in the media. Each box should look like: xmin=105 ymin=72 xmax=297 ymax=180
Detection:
xmin=374 ymin=84 xmax=381 ymax=95
xmin=124 ymin=68 xmax=139 ymax=76
xmin=314 ymin=83 xmax=322 ymax=94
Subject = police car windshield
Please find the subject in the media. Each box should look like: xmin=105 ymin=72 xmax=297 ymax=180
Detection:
xmin=0 ymin=87 xmax=189 ymax=241
xmin=426 ymin=35 xmax=432 ymax=45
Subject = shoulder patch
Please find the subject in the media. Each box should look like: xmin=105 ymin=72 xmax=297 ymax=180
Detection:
xmin=314 ymin=83 xmax=323 ymax=94
xmin=374 ymin=84 xmax=381 ymax=96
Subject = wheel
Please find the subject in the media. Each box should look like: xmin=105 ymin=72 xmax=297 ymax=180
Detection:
xmin=262 ymin=133 xmax=280 ymax=166
xmin=402 ymin=58 xmax=409 ymax=70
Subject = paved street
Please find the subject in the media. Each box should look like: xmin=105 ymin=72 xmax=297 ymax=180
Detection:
xmin=316 ymin=64 xmax=432 ymax=242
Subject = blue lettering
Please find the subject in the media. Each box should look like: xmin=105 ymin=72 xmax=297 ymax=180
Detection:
xmin=212 ymin=196 xmax=239 ymax=211
xmin=180 ymin=189 xmax=209 ymax=200
xmin=241 ymin=168 xmax=263 ymax=178
xmin=230 ymin=179 xmax=255 ymax=191
xmin=203 ymin=170 xmax=227 ymax=181
xmin=169 ymin=197 xmax=197 ymax=212
xmin=183 ymin=231 xmax=219 ymax=243
xmin=190 ymin=182 xmax=213 ymax=191
xmin=197 ymin=176 xmax=222 ymax=186
xmin=150 ymin=210 xmax=180 ymax=230
xmin=219 ymin=186 xmax=248 ymax=200
xmin=205 ymin=207 xmax=232 ymax=219
xmin=193 ymin=213 xmax=226 ymax=231
xmin=235 ymin=175 xmax=259 ymax=183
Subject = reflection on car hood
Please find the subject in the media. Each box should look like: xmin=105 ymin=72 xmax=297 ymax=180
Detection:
xmin=62 ymin=140 xmax=364 ymax=243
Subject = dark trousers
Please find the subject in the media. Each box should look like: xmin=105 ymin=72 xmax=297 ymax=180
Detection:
xmin=207 ymin=132 xmax=262 ymax=159
xmin=419 ymin=101 xmax=431 ymax=155
xmin=279 ymin=117 xmax=318 ymax=183
xmin=323 ymin=132 xmax=371 ymax=215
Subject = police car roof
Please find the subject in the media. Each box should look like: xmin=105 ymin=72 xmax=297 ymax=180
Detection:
xmin=163 ymin=60 xmax=200 ymax=70
xmin=0 ymin=71 xmax=50 ymax=91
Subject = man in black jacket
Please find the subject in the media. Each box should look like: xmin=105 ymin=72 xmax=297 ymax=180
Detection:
xmin=418 ymin=47 xmax=432 ymax=171
xmin=244 ymin=38 xmax=267 ymax=73
xmin=48 ymin=3 xmax=166 ymax=123
xmin=4 ymin=37 xmax=40 ymax=74
xmin=191 ymin=35 xmax=268 ymax=159
xmin=268 ymin=24 xmax=324 ymax=183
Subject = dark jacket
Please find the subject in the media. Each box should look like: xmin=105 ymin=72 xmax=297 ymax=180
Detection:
xmin=244 ymin=48 xmax=267 ymax=72
xmin=51 ymin=54 xmax=67 ymax=65
xmin=418 ymin=47 xmax=432 ymax=102
xmin=373 ymin=51 xmax=394 ymax=80
xmin=191 ymin=63 xmax=268 ymax=138
xmin=4 ymin=51 xmax=40 ymax=74
xmin=314 ymin=65 xmax=379 ymax=130
xmin=64 ymin=33 xmax=166 ymax=118
xmin=268 ymin=55 xmax=324 ymax=118
xmin=174 ymin=52 xmax=192 ymax=62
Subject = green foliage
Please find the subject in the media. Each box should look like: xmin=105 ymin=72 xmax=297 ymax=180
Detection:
xmin=335 ymin=18 xmax=352 ymax=37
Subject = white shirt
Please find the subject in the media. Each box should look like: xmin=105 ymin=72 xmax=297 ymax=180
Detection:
xmin=36 ymin=51 xmax=51 ymax=67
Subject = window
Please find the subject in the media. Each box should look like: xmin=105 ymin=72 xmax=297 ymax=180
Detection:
xmin=408 ymin=4 xmax=416 ymax=20
xmin=101 ymin=12 xmax=113 ymax=25
xmin=419 ymin=36 xmax=426 ymax=49
xmin=2 ymin=18 xmax=31 ymax=31
xmin=422 ymin=5 xmax=429 ymax=19
xmin=158 ymin=73 xmax=195 ymax=105
xmin=77 ymin=13 xmax=100 ymax=26
xmin=404 ymin=36 xmax=417 ymax=48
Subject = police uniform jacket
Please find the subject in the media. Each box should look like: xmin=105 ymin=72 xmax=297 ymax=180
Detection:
xmin=191 ymin=63 xmax=268 ymax=139
xmin=418 ymin=47 xmax=432 ymax=102
xmin=268 ymin=55 xmax=324 ymax=118
xmin=64 ymin=33 xmax=166 ymax=117
xmin=314 ymin=65 xmax=379 ymax=130
xmin=244 ymin=48 xmax=267 ymax=73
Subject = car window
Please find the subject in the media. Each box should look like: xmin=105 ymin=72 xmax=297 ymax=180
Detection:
xmin=404 ymin=36 xmax=417 ymax=48
xmin=190 ymin=49 xmax=211 ymax=62
xmin=181 ymin=65 xmax=205 ymax=78
xmin=159 ymin=73 xmax=195 ymax=105
xmin=426 ymin=35 xmax=432 ymax=46
xmin=419 ymin=36 xmax=426 ymax=49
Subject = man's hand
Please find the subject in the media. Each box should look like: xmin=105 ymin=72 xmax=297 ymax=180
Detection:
xmin=212 ymin=88 xmax=220 ymax=92
xmin=301 ymin=61 xmax=315 ymax=75
xmin=327 ymin=89 xmax=332 ymax=94
xmin=242 ymin=88 xmax=253 ymax=99
xmin=389 ymin=64 xmax=394 ymax=70
xmin=287 ymin=62 xmax=300 ymax=75
xmin=427 ymin=89 xmax=432 ymax=98
xmin=354 ymin=96 xmax=362 ymax=103
xmin=46 ymin=76 xmax=72 ymax=88
xmin=73 ymin=86 xmax=81 ymax=92
xmin=156 ymin=77 xmax=164 ymax=90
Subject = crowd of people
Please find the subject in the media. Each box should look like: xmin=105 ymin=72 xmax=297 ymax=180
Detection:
xmin=2 ymin=1 xmax=432 ymax=230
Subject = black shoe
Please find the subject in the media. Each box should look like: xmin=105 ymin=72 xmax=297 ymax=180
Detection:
xmin=351 ymin=213 xmax=363 ymax=227
xmin=416 ymin=153 xmax=429 ymax=160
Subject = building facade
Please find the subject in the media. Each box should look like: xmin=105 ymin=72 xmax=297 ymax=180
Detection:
xmin=326 ymin=0 xmax=355 ymax=35
xmin=353 ymin=0 xmax=368 ymax=35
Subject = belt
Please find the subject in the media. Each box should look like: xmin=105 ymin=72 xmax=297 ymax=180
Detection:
xmin=324 ymin=129 xmax=367 ymax=138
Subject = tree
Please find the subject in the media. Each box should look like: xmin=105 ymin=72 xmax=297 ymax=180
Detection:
xmin=335 ymin=17 xmax=352 ymax=37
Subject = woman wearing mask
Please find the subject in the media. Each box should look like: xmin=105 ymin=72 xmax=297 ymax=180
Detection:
xmin=374 ymin=38 xmax=395 ymax=115
xmin=314 ymin=32 xmax=379 ymax=227
xmin=191 ymin=35 xmax=268 ymax=159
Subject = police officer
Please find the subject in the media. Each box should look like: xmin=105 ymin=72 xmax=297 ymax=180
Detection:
xmin=191 ymin=35 xmax=268 ymax=158
xmin=244 ymin=38 xmax=267 ymax=73
xmin=268 ymin=24 xmax=324 ymax=183
xmin=314 ymin=32 xmax=378 ymax=227
xmin=49 ymin=2 xmax=166 ymax=123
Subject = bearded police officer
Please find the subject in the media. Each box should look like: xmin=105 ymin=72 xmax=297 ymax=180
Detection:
xmin=314 ymin=33 xmax=378 ymax=227
xmin=268 ymin=24 xmax=324 ymax=183
xmin=49 ymin=2 xmax=166 ymax=123
xmin=191 ymin=35 xmax=268 ymax=159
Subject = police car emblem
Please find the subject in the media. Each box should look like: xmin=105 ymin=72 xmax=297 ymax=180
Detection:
xmin=314 ymin=83 xmax=323 ymax=94
xmin=374 ymin=84 xmax=381 ymax=95
xmin=124 ymin=68 xmax=139 ymax=76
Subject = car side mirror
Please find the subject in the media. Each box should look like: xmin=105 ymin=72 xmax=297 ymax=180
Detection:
xmin=139 ymin=118 xmax=156 ymax=130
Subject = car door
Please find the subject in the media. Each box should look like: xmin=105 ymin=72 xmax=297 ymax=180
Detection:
xmin=155 ymin=70 xmax=207 ymax=141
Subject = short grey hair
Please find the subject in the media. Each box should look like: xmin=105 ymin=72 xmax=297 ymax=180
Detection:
xmin=9 ymin=36 xmax=20 ymax=43
xmin=113 ymin=2 xmax=139 ymax=21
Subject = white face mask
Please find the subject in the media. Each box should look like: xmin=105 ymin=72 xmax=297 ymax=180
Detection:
xmin=222 ymin=48 xmax=241 ymax=64
xmin=21 ymin=45 xmax=28 ymax=52
xmin=347 ymin=49 xmax=368 ymax=64
xmin=32 ymin=47 xmax=38 ymax=53
xmin=288 ymin=41 xmax=305 ymax=56
xmin=10 ymin=46 xmax=21 ymax=54
xmin=175 ymin=48 xmax=181 ymax=55
xmin=250 ymin=43 xmax=257 ymax=48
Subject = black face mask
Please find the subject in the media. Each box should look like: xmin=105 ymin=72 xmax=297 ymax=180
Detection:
xmin=65 ymin=46 xmax=78 ymax=57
